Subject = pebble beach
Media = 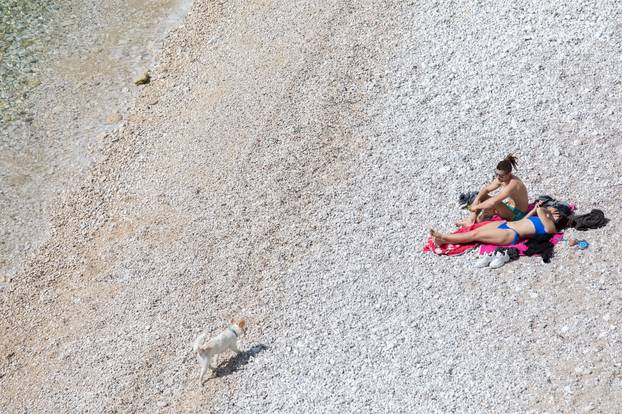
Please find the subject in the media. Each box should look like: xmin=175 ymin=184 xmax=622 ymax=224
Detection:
xmin=1 ymin=0 xmax=622 ymax=413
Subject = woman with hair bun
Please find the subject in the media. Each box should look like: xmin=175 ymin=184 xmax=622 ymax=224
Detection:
xmin=456 ymin=154 xmax=530 ymax=227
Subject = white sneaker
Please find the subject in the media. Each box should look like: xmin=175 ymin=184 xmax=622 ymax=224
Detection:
xmin=474 ymin=253 xmax=494 ymax=268
xmin=489 ymin=251 xmax=510 ymax=269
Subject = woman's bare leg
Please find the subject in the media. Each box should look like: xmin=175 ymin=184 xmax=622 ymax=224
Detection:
xmin=430 ymin=229 xmax=450 ymax=245
xmin=431 ymin=228 xmax=481 ymax=245
xmin=431 ymin=222 xmax=515 ymax=246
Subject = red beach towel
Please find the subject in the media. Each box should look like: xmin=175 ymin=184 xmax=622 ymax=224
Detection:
xmin=422 ymin=221 xmax=493 ymax=256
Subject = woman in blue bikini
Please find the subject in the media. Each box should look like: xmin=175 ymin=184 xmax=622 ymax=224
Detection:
xmin=431 ymin=201 xmax=574 ymax=246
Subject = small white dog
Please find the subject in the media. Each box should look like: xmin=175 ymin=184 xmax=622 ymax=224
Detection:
xmin=193 ymin=319 xmax=246 ymax=384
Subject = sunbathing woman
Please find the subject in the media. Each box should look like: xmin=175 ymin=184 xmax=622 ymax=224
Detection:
xmin=431 ymin=202 xmax=573 ymax=246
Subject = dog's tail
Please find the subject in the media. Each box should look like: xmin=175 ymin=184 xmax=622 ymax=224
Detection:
xmin=193 ymin=331 xmax=209 ymax=353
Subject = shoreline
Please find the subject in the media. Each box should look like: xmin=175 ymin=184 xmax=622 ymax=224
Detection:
xmin=0 ymin=0 xmax=193 ymax=282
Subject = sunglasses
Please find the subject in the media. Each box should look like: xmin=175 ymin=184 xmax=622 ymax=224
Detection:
xmin=495 ymin=171 xmax=508 ymax=178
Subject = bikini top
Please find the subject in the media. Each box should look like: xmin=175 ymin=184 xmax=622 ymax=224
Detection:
xmin=527 ymin=216 xmax=549 ymax=235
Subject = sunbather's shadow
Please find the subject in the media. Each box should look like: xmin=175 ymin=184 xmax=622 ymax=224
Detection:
xmin=214 ymin=343 xmax=269 ymax=378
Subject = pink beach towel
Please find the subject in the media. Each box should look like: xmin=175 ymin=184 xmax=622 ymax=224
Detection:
xmin=479 ymin=232 xmax=564 ymax=255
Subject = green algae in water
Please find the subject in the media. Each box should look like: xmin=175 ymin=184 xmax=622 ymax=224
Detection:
xmin=0 ymin=0 xmax=63 ymax=125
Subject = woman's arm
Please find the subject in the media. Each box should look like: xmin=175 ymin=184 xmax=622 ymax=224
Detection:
xmin=536 ymin=207 xmax=557 ymax=233
xmin=475 ymin=180 xmax=517 ymax=210
xmin=471 ymin=179 xmax=502 ymax=210
xmin=524 ymin=201 xmax=543 ymax=218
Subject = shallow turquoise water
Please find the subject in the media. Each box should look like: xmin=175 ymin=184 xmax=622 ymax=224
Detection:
xmin=0 ymin=0 xmax=192 ymax=278
xmin=0 ymin=0 xmax=66 ymax=123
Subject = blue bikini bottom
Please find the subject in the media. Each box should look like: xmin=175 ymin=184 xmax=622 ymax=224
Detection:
xmin=497 ymin=222 xmax=520 ymax=245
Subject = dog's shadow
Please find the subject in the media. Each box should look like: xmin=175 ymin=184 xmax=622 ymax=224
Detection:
xmin=213 ymin=343 xmax=269 ymax=378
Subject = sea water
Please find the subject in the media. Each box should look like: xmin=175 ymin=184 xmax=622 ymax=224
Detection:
xmin=0 ymin=0 xmax=192 ymax=280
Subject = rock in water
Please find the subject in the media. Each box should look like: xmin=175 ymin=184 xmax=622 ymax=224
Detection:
xmin=134 ymin=72 xmax=151 ymax=85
